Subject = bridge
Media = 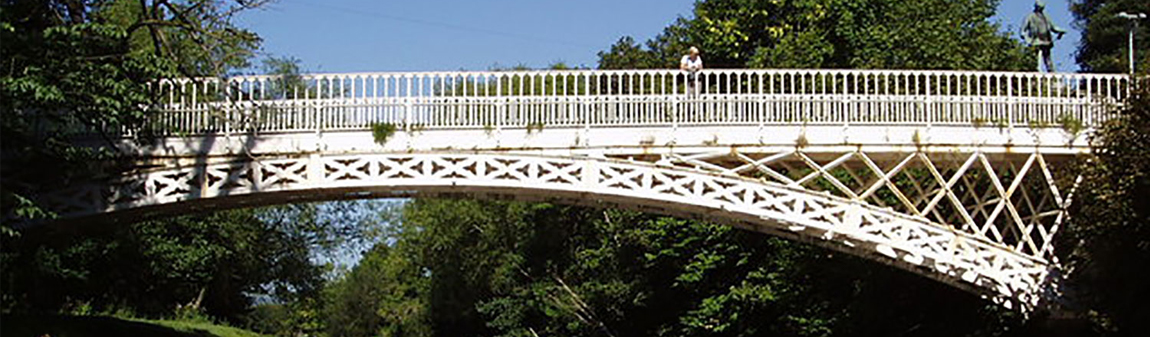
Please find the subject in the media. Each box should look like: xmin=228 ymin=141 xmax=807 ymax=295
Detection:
xmin=41 ymin=68 xmax=1131 ymax=311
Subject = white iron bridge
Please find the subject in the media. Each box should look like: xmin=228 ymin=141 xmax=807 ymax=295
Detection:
xmin=44 ymin=68 xmax=1133 ymax=311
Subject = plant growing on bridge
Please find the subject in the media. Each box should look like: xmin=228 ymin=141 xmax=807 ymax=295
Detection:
xmin=1027 ymin=118 xmax=1051 ymax=129
xmin=972 ymin=117 xmax=988 ymax=129
xmin=372 ymin=123 xmax=398 ymax=145
xmin=526 ymin=121 xmax=545 ymax=134
xmin=795 ymin=132 xmax=809 ymax=148
xmin=406 ymin=123 xmax=427 ymax=135
xmin=1058 ymin=113 xmax=1084 ymax=137
xmin=994 ymin=118 xmax=1008 ymax=131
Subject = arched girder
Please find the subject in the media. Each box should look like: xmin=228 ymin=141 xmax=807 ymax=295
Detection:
xmin=44 ymin=152 xmax=1049 ymax=309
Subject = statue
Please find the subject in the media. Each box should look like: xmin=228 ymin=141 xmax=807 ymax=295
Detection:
xmin=1021 ymin=0 xmax=1066 ymax=72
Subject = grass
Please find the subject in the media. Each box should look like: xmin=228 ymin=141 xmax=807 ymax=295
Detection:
xmin=1 ymin=314 xmax=268 ymax=337
xmin=139 ymin=318 xmax=267 ymax=337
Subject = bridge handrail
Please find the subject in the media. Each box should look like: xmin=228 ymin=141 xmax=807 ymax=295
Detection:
xmin=143 ymin=68 xmax=1132 ymax=136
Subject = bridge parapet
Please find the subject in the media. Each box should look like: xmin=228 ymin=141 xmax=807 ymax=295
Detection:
xmin=145 ymin=69 xmax=1129 ymax=137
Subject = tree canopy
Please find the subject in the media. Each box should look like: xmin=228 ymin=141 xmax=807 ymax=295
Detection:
xmin=319 ymin=199 xmax=1026 ymax=337
xmin=1 ymin=0 xmax=264 ymax=229
xmin=1057 ymin=81 xmax=1150 ymax=334
xmin=599 ymin=0 xmax=1030 ymax=70
xmin=1072 ymin=0 xmax=1150 ymax=73
xmin=1 ymin=202 xmax=381 ymax=325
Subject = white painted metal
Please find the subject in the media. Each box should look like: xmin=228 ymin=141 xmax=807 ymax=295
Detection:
xmin=120 ymin=125 xmax=1093 ymax=158
xmin=53 ymin=68 xmax=1135 ymax=311
xmin=143 ymin=69 xmax=1128 ymax=136
xmin=44 ymin=152 xmax=1050 ymax=309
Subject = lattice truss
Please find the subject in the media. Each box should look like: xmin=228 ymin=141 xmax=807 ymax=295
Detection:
xmin=42 ymin=150 xmax=1077 ymax=310
xmin=650 ymin=149 xmax=1076 ymax=260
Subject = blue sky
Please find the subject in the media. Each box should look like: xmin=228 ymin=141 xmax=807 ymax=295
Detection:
xmin=237 ymin=0 xmax=1084 ymax=73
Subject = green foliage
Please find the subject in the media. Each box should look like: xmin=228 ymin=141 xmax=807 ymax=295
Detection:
xmin=1060 ymin=84 xmax=1150 ymax=335
xmin=598 ymin=0 xmax=1030 ymax=71
xmin=795 ymin=132 xmax=809 ymax=148
xmin=323 ymin=243 xmax=429 ymax=337
xmin=373 ymin=123 xmax=399 ymax=145
xmin=970 ymin=115 xmax=989 ymax=127
xmin=142 ymin=317 xmax=270 ymax=337
xmin=1027 ymin=118 xmax=1051 ymax=129
xmin=243 ymin=299 xmax=324 ymax=337
xmin=0 ymin=314 xmax=271 ymax=337
xmin=408 ymin=123 xmax=427 ymax=134
xmin=597 ymin=36 xmax=664 ymax=69
xmin=328 ymin=199 xmax=1024 ymax=336
xmin=1 ymin=0 xmax=264 ymax=231
xmin=1072 ymin=0 xmax=1150 ymax=73
xmin=0 ymin=202 xmax=376 ymax=323
xmin=260 ymin=56 xmax=312 ymax=100
xmin=526 ymin=122 xmax=545 ymax=134
xmin=1059 ymin=113 xmax=1085 ymax=136
xmin=995 ymin=118 xmax=1009 ymax=130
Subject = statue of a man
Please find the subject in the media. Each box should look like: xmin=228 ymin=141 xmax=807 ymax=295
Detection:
xmin=1021 ymin=0 xmax=1066 ymax=72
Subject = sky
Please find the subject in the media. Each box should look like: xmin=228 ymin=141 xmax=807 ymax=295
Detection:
xmin=235 ymin=0 xmax=1085 ymax=73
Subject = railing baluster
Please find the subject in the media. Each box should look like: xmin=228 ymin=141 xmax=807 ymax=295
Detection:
xmin=142 ymin=69 xmax=1126 ymax=136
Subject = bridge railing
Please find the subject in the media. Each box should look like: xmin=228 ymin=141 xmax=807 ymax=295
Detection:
xmin=144 ymin=69 xmax=1131 ymax=136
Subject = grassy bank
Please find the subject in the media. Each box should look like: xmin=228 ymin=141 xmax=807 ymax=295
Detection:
xmin=0 ymin=314 xmax=267 ymax=337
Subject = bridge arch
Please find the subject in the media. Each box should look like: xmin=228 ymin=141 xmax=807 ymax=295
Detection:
xmin=49 ymin=152 xmax=1047 ymax=309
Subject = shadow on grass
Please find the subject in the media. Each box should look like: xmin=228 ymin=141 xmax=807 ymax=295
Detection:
xmin=1 ymin=314 xmax=216 ymax=337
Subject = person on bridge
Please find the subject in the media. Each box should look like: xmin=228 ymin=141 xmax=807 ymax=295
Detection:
xmin=1020 ymin=0 xmax=1066 ymax=72
xmin=680 ymin=46 xmax=704 ymax=95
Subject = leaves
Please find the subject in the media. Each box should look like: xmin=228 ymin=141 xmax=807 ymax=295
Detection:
xmin=1059 ymin=83 xmax=1150 ymax=334
xmin=320 ymin=198 xmax=1021 ymax=337
xmin=598 ymin=0 xmax=1029 ymax=71
xmin=1072 ymin=0 xmax=1150 ymax=73
xmin=0 ymin=201 xmax=384 ymax=329
xmin=1 ymin=0 xmax=264 ymax=229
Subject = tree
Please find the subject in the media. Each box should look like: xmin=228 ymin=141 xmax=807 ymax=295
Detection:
xmin=1 ymin=0 xmax=264 ymax=229
xmin=1072 ymin=0 xmax=1150 ymax=73
xmin=1057 ymin=82 xmax=1150 ymax=335
xmin=0 ymin=201 xmax=381 ymax=324
xmin=337 ymin=198 xmax=1022 ymax=337
xmin=323 ymin=243 xmax=429 ymax=337
xmin=597 ymin=36 xmax=665 ymax=69
xmin=598 ymin=0 xmax=1030 ymax=70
